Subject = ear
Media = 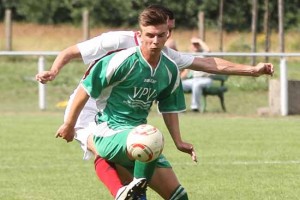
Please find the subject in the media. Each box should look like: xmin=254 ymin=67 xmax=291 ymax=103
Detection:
xmin=167 ymin=30 xmax=171 ymax=39
xmin=137 ymin=31 xmax=142 ymax=38
xmin=137 ymin=31 xmax=142 ymax=43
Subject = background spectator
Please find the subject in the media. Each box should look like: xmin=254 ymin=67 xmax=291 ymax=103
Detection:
xmin=181 ymin=37 xmax=213 ymax=112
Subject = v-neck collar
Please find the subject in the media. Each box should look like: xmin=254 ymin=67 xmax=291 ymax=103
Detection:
xmin=136 ymin=47 xmax=162 ymax=77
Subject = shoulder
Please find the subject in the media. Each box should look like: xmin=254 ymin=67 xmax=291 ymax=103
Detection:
xmin=94 ymin=47 xmax=137 ymax=83
xmin=111 ymin=47 xmax=137 ymax=61
xmin=161 ymin=47 xmax=194 ymax=69
xmin=161 ymin=51 xmax=179 ymax=68
xmin=160 ymin=54 xmax=181 ymax=81
xmin=104 ymin=31 xmax=139 ymax=49
xmin=107 ymin=47 xmax=138 ymax=69
xmin=102 ymin=31 xmax=136 ymax=37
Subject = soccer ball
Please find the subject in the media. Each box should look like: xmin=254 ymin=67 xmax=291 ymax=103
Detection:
xmin=127 ymin=124 xmax=164 ymax=162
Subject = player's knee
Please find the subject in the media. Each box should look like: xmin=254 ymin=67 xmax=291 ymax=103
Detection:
xmin=87 ymin=134 xmax=97 ymax=155
xmin=169 ymin=185 xmax=188 ymax=200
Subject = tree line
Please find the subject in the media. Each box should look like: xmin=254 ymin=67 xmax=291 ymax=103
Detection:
xmin=0 ymin=0 xmax=299 ymax=31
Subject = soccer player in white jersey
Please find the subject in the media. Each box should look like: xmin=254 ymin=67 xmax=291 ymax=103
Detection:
xmin=56 ymin=7 xmax=195 ymax=200
xmin=38 ymin=5 xmax=198 ymax=200
xmin=36 ymin=5 xmax=274 ymax=200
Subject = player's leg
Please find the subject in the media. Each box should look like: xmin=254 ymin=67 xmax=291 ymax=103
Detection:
xmin=191 ymin=77 xmax=212 ymax=111
xmin=112 ymin=152 xmax=189 ymax=200
xmin=90 ymin=125 xmax=157 ymax=178
xmin=94 ymin=149 xmax=147 ymax=200
xmin=66 ymin=94 xmax=146 ymax=198
xmin=67 ymin=94 xmax=125 ymax=198
xmin=97 ymin=158 xmax=148 ymax=200
xmin=87 ymin=129 xmax=148 ymax=199
xmin=115 ymin=164 xmax=188 ymax=200
xmin=182 ymin=78 xmax=193 ymax=93
xmin=148 ymin=168 xmax=188 ymax=200
xmin=112 ymin=154 xmax=189 ymax=200
xmin=86 ymin=122 xmax=186 ymax=200
xmin=115 ymin=164 xmax=133 ymax=185
xmin=148 ymin=155 xmax=189 ymax=200
xmin=87 ymin=134 xmax=127 ymax=198
xmin=94 ymin=156 xmax=124 ymax=197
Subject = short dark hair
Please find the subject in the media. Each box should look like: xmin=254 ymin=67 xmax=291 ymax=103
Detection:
xmin=138 ymin=6 xmax=168 ymax=27
xmin=147 ymin=4 xmax=175 ymax=20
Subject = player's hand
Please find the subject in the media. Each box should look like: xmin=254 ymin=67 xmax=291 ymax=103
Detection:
xmin=254 ymin=62 xmax=274 ymax=76
xmin=55 ymin=123 xmax=75 ymax=142
xmin=35 ymin=71 xmax=57 ymax=84
xmin=176 ymin=141 xmax=197 ymax=163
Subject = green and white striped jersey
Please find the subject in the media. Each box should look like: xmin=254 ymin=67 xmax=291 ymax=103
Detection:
xmin=81 ymin=46 xmax=186 ymax=130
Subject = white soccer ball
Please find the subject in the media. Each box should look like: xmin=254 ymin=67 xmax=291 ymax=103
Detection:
xmin=127 ymin=124 xmax=164 ymax=163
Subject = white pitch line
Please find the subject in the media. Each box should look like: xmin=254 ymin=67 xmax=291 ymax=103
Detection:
xmin=231 ymin=160 xmax=300 ymax=165
xmin=1 ymin=160 xmax=300 ymax=170
xmin=171 ymin=160 xmax=300 ymax=166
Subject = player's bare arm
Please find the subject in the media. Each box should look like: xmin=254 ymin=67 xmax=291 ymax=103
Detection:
xmin=188 ymin=57 xmax=274 ymax=77
xmin=56 ymin=85 xmax=89 ymax=142
xmin=162 ymin=113 xmax=197 ymax=162
xmin=36 ymin=45 xmax=82 ymax=84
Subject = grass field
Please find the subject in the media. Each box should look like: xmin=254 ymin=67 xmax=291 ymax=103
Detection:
xmin=1 ymin=112 xmax=300 ymax=200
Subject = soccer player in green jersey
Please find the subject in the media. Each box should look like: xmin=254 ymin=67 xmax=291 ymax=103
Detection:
xmin=56 ymin=6 xmax=196 ymax=200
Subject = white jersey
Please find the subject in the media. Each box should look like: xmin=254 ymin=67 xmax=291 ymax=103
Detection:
xmin=67 ymin=31 xmax=194 ymax=159
xmin=77 ymin=31 xmax=194 ymax=69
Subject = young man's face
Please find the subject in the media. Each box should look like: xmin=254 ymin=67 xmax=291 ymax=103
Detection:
xmin=139 ymin=23 xmax=169 ymax=54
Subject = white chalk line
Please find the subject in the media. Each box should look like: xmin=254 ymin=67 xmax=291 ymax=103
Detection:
xmin=171 ymin=160 xmax=300 ymax=166
xmin=1 ymin=160 xmax=300 ymax=169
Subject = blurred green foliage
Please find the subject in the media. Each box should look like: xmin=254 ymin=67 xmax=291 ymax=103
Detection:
xmin=0 ymin=0 xmax=299 ymax=31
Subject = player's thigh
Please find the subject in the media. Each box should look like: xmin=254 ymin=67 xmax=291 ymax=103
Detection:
xmin=115 ymin=164 xmax=133 ymax=185
xmin=87 ymin=134 xmax=98 ymax=155
xmin=149 ymin=167 xmax=180 ymax=200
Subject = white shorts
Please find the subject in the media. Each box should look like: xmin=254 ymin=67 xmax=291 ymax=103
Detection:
xmin=64 ymin=88 xmax=99 ymax=160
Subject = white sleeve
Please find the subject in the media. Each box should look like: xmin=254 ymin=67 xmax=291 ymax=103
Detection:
xmin=162 ymin=47 xmax=194 ymax=70
xmin=77 ymin=31 xmax=138 ymax=65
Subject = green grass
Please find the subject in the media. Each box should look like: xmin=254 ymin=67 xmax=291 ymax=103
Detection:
xmin=0 ymin=57 xmax=85 ymax=112
xmin=0 ymin=112 xmax=299 ymax=200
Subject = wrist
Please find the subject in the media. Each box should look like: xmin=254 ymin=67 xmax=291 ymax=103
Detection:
xmin=51 ymin=68 xmax=59 ymax=76
xmin=251 ymin=66 xmax=260 ymax=77
xmin=174 ymin=138 xmax=183 ymax=147
xmin=63 ymin=120 xmax=75 ymax=128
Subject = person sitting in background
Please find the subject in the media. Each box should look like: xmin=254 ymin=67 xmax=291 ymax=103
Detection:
xmin=181 ymin=37 xmax=213 ymax=112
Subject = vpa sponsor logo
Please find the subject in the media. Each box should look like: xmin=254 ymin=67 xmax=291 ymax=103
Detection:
xmin=133 ymin=87 xmax=157 ymax=101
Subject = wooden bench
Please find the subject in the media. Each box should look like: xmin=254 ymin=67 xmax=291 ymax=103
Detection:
xmin=201 ymin=75 xmax=229 ymax=112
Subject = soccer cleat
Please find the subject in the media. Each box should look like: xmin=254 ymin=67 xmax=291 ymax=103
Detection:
xmin=115 ymin=178 xmax=147 ymax=200
xmin=192 ymin=108 xmax=199 ymax=112
xmin=134 ymin=192 xmax=147 ymax=200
